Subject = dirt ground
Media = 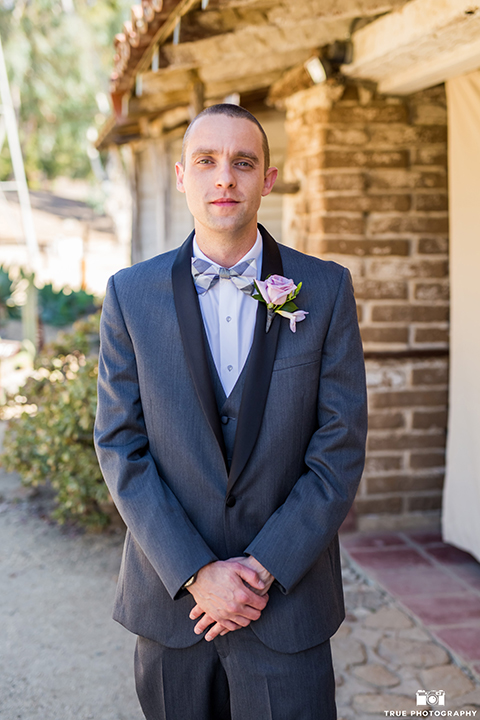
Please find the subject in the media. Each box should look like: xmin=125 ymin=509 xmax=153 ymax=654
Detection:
xmin=0 ymin=464 xmax=143 ymax=720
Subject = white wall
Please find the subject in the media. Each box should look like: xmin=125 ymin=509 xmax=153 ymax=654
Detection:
xmin=443 ymin=71 xmax=480 ymax=561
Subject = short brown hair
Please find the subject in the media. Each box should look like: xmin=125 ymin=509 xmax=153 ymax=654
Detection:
xmin=181 ymin=104 xmax=270 ymax=172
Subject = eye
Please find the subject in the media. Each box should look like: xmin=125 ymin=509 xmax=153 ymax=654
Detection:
xmin=236 ymin=161 xmax=253 ymax=168
xmin=198 ymin=158 xmax=213 ymax=164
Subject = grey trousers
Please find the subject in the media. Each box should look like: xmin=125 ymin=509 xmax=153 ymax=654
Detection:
xmin=134 ymin=627 xmax=337 ymax=720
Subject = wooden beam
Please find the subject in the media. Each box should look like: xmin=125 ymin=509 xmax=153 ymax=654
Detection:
xmin=343 ymin=0 xmax=480 ymax=94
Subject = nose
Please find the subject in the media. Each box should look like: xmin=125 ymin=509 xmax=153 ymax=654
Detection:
xmin=215 ymin=161 xmax=236 ymax=188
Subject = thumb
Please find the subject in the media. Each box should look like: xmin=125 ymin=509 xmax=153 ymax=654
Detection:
xmin=235 ymin=564 xmax=265 ymax=590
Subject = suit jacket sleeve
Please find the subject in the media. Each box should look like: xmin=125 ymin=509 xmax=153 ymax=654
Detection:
xmin=244 ymin=267 xmax=367 ymax=594
xmin=94 ymin=275 xmax=218 ymax=599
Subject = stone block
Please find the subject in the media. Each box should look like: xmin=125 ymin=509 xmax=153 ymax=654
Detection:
xmin=366 ymin=365 xmax=407 ymax=388
xmin=367 ymin=413 xmax=405 ymax=431
xmin=364 ymin=454 xmax=403 ymax=473
xmin=330 ymin=104 xmax=409 ymax=124
xmin=413 ymin=147 xmax=448 ymax=166
xmin=367 ymin=432 xmax=446 ymax=452
xmin=371 ymin=305 xmax=449 ymax=323
xmin=414 ymin=327 xmax=449 ymax=344
xmin=354 ymin=279 xmax=408 ymax=300
xmin=318 ymin=172 xmax=366 ymax=192
xmin=416 ymin=195 xmax=449 ymax=213
xmin=420 ymin=665 xmax=475 ymax=698
xmin=410 ymin=451 xmax=445 ymax=469
xmin=320 ymin=239 xmax=410 ymax=256
xmin=369 ymin=390 xmax=448 ymax=409
xmin=412 ymin=410 xmax=448 ymax=430
xmin=412 ymin=366 xmax=449 ymax=386
xmin=414 ymin=282 xmax=449 ymax=302
xmin=353 ymin=663 xmax=400 ymax=688
xmin=408 ymin=493 xmax=443 ymax=511
xmin=412 ymin=104 xmax=447 ymax=125
xmin=369 ymin=259 xmax=448 ymax=280
xmin=368 ymin=215 xmax=449 ymax=235
xmin=361 ymin=327 xmax=409 ymax=344
xmin=325 ymin=150 xmax=409 ymax=169
xmin=355 ymin=496 xmax=403 ymax=515
xmin=324 ymin=195 xmax=411 ymax=213
xmin=366 ymin=474 xmax=444 ymax=494
xmin=378 ymin=636 xmax=449 ymax=668
xmin=326 ymin=127 xmax=369 ymax=146
xmin=314 ymin=215 xmax=365 ymax=235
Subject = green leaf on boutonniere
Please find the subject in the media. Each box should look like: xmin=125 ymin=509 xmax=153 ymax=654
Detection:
xmin=280 ymin=300 xmax=299 ymax=313
xmin=251 ymin=291 xmax=265 ymax=303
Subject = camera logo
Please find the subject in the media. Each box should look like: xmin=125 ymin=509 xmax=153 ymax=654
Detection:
xmin=416 ymin=690 xmax=446 ymax=707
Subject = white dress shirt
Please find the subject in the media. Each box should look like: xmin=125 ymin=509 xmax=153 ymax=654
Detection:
xmin=193 ymin=230 xmax=263 ymax=397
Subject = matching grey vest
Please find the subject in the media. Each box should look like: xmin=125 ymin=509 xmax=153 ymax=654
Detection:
xmin=204 ymin=342 xmax=249 ymax=469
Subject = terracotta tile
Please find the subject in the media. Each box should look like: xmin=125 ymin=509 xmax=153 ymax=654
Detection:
xmin=434 ymin=627 xmax=480 ymax=661
xmin=341 ymin=532 xmax=406 ymax=550
xmin=348 ymin=547 xmax=430 ymax=570
xmin=447 ymin=563 xmax=480 ymax=592
xmin=472 ymin=664 xmax=480 ymax=679
xmin=405 ymin=530 xmax=444 ymax=546
xmin=401 ymin=593 xmax=480 ymax=626
xmin=426 ymin=544 xmax=478 ymax=565
xmin=375 ymin=565 xmax=463 ymax=596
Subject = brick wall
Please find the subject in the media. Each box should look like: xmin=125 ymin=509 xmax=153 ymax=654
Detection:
xmin=283 ymin=81 xmax=449 ymax=530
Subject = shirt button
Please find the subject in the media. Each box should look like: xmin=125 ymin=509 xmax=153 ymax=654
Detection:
xmin=221 ymin=416 xmax=229 ymax=425
xmin=226 ymin=495 xmax=236 ymax=508
xmin=226 ymin=316 xmax=232 ymax=322
xmin=227 ymin=365 xmax=233 ymax=372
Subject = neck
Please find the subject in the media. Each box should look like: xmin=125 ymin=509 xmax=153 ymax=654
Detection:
xmin=194 ymin=222 xmax=258 ymax=267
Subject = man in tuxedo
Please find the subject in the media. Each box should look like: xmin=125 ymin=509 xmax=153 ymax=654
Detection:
xmin=94 ymin=104 xmax=367 ymax=720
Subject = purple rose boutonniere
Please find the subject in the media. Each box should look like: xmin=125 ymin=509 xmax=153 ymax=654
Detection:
xmin=253 ymin=274 xmax=308 ymax=333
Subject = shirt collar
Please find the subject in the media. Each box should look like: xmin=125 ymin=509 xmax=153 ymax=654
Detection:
xmin=192 ymin=229 xmax=263 ymax=280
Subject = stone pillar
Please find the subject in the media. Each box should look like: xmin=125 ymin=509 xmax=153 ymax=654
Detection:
xmin=283 ymin=82 xmax=449 ymax=530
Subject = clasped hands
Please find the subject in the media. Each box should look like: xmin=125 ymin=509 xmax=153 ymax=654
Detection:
xmin=187 ymin=556 xmax=274 ymax=642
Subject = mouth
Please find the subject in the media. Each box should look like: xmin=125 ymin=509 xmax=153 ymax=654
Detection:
xmin=211 ymin=198 xmax=240 ymax=206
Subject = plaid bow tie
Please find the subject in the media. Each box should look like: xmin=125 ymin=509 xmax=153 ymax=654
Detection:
xmin=191 ymin=257 xmax=257 ymax=296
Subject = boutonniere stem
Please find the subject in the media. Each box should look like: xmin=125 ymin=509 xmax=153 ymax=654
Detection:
xmin=253 ymin=275 xmax=308 ymax=333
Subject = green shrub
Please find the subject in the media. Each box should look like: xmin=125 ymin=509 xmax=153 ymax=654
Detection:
xmin=38 ymin=284 xmax=97 ymax=326
xmin=1 ymin=312 xmax=115 ymax=530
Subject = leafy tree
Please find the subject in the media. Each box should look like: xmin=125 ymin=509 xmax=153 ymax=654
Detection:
xmin=0 ymin=0 xmax=131 ymax=181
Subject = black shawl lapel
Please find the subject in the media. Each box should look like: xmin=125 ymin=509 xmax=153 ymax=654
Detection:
xmin=227 ymin=224 xmax=283 ymax=493
xmin=172 ymin=231 xmax=226 ymax=461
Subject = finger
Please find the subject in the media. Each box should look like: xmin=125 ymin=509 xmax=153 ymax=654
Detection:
xmin=234 ymin=563 xmax=265 ymax=591
xmin=205 ymin=623 xmax=230 ymax=642
xmin=193 ymin=614 xmax=215 ymax=635
xmin=189 ymin=604 xmax=204 ymax=620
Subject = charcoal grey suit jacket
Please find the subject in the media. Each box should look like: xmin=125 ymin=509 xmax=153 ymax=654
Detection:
xmin=94 ymin=225 xmax=367 ymax=653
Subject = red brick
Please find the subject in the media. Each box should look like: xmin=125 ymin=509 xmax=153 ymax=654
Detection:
xmin=418 ymin=237 xmax=448 ymax=253
xmin=415 ymin=195 xmax=448 ymax=212
xmin=413 ymin=172 xmax=448 ymax=190
xmin=309 ymin=215 xmax=365 ymax=235
xmin=413 ymin=410 xmax=448 ymax=429
xmin=320 ymin=239 xmax=410 ymax=257
xmin=367 ymin=432 xmax=446 ymax=451
xmin=410 ymin=451 xmax=446 ymax=469
xmin=414 ymin=327 xmax=449 ymax=344
xmin=367 ymin=413 xmax=406 ymax=430
xmin=407 ymin=494 xmax=443 ymax=512
xmin=367 ymin=474 xmax=444 ymax=493
xmin=324 ymin=150 xmax=409 ymax=169
xmin=324 ymin=195 xmax=411 ymax=213
xmin=329 ymin=104 xmax=409 ymax=124
xmin=354 ymin=279 xmax=408 ymax=300
xmin=361 ymin=327 xmax=409 ymax=344
xmin=357 ymin=304 xmax=363 ymax=323
xmin=371 ymin=305 xmax=449 ymax=323
xmin=412 ymin=366 xmax=449 ymax=385
xmin=370 ymin=390 xmax=448 ymax=409
xmin=368 ymin=215 xmax=449 ymax=235
xmin=414 ymin=282 xmax=449 ymax=302
xmin=355 ymin=496 xmax=403 ymax=515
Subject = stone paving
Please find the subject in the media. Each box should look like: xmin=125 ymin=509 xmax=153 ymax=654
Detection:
xmin=334 ymin=557 xmax=480 ymax=719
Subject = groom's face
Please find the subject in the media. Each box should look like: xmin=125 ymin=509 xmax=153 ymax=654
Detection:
xmin=175 ymin=114 xmax=277 ymax=238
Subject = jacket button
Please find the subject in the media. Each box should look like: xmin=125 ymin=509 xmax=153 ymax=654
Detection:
xmin=221 ymin=415 xmax=229 ymax=425
xmin=226 ymin=495 xmax=236 ymax=508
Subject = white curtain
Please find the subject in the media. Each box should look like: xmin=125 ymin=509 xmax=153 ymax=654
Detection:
xmin=443 ymin=71 xmax=480 ymax=561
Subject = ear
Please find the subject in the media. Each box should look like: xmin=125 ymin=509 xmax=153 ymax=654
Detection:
xmin=175 ymin=162 xmax=185 ymax=193
xmin=261 ymin=166 xmax=278 ymax=197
